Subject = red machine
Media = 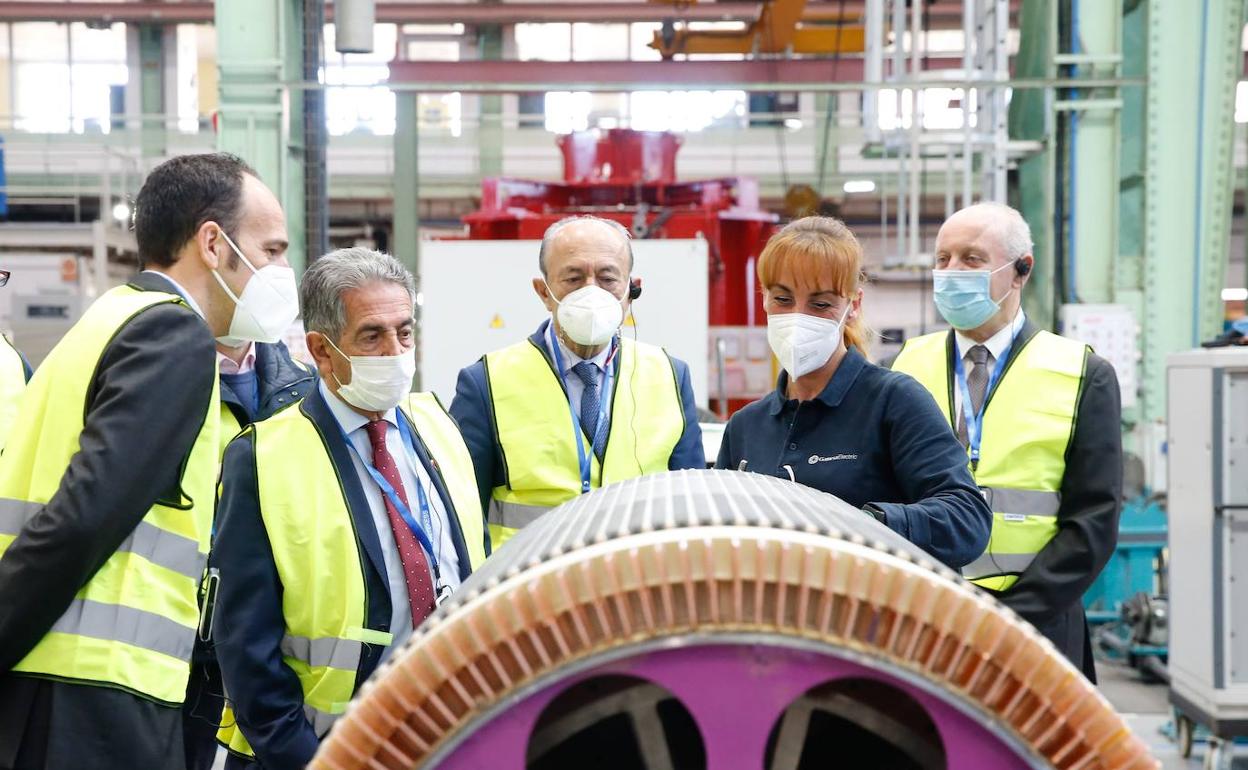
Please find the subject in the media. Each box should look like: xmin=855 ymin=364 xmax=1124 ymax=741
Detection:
xmin=463 ymin=128 xmax=778 ymax=415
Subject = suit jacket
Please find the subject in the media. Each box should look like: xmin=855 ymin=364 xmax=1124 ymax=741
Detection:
xmin=212 ymin=385 xmax=475 ymax=770
xmin=184 ymin=342 xmax=315 ymax=770
xmin=926 ymin=320 xmax=1122 ymax=679
xmin=449 ymin=321 xmax=706 ymax=551
xmin=218 ymin=342 xmax=315 ymax=427
xmin=0 ymin=270 xmax=218 ymax=770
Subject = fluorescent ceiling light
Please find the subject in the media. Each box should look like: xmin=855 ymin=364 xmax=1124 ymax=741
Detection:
xmin=1223 ymin=287 xmax=1248 ymax=302
xmin=111 ymin=202 xmax=131 ymax=223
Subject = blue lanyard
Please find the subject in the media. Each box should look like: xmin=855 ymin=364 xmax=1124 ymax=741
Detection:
xmin=953 ymin=327 xmax=1018 ymax=469
xmin=336 ymin=414 xmax=440 ymax=577
xmin=547 ymin=324 xmax=615 ymax=494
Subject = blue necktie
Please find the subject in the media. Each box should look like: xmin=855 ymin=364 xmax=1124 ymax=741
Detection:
xmin=572 ymin=361 xmax=604 ymax=459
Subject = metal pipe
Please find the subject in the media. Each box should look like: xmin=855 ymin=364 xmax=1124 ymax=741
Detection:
xmin=334 ymin=0 xmax=375 ymax=53
xmin=908 ymin=0 xmax=921 ymax=263
xmin=863 ymin=0 xmax=884 ymax=142
xmin=961 ymin=0 xmax=974 ymax=207
xmin=715 ymin=338 xmax=728 ymax=421
xmin=1140 ymin=655 xmax=1170 ymax=684
xmin=0 ymin=1 xmax=1024 ymax=25
xmin=990 ymin=0 xmax=1009 ymax=201
xmin=892 ymin=0 xmax=906 ymax=265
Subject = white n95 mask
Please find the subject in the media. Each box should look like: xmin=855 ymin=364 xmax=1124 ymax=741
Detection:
xmin=325 ymin=336 xmax=417 ymax=413
xmin=545 ymin=281 xmax=624 ymax=347
xmin=767 ymin=305 xmax=852 ymax=380
xmin=213 ymin=230 xmax=299 ymax=346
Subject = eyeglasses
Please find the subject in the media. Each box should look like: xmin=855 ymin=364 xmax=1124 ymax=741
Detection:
xmin=0 ymin=271 xmax=10 ymax=288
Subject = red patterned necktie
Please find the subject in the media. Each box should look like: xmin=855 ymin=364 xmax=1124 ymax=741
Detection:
xmin=364 ymin=420 xmax=434 ymax=627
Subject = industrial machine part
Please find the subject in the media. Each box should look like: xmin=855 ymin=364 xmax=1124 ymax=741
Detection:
xmin=1094 ymin=592 xmax=1169 ymax=684
xmin=646 ymin=0 xmax=866 ymax=58
xmin=1167 ymin=348 xmax=1248 ymax=758
xmin=417 ymin=238 xmax=708 ymax=407
xmin=463 ymin=128 xmax=778 ymax=416
xmin=312 ymin=470 xmax=1155 ymax=770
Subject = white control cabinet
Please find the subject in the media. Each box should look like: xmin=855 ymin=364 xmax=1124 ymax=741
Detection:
xmin=1168 ymin=347 xmax=1248 ymax=737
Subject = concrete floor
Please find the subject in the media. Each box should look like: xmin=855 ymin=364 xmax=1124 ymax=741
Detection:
xmin=1100 ymin=658 xmax=1248 ymax=770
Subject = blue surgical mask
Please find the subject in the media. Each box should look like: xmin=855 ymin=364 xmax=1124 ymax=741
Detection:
xmin=932 ymin=263 xmax=1015 ymax=330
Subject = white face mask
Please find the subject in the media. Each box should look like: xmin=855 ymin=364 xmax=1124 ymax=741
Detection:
xmin=544 ymin=280 xmax=625 ymax=347
xmin=212 ymin=231 xmax=299 ymax=346
xmin=324 ymin=335 xmax=416 ymax=413
xmin=767 ymin=304 xmax=853 ymax=380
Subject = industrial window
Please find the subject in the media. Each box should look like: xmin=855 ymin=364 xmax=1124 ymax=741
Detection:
xmin=323 ymin=23 xmax=401 ymax=136
xmin=8 ymin=21 xmax=126 ymax=134
xmin=515 ymin=23 xmax=572 ymax=62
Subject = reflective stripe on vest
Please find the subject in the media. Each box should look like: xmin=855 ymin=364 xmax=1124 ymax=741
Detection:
xmin=0 ymin=500 xmax=204 ymax=581
xmin=892 ymin=328 xmax=1087 ymax=591
xmin=0 ymin=285 xmax=220 ymax=704
xmin=0 ymin=335 xmax=27 ymax=450
xmin=218 ymin=392 xmax=482 ymax=757
xmin=484 ymin=336 xmax=684 ymax=542
xmin=488 ymin=500 xmax=548 ymax=549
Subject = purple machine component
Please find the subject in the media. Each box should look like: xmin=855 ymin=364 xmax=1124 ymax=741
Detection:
xmin=436 ymin=642 xmax=1037 ymax=770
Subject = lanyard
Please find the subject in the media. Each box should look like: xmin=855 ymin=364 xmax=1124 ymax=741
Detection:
xmin=336 ymin=415 xmax=441 ymax=579
xmin=953 ymin=326 xmax=1018 ymax=469
xmin=547 ymin=324 xmax=615 ymax=494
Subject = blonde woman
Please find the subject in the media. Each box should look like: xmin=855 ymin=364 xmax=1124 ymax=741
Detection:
xmin=715 ymin=216 xmax=991 ymax=569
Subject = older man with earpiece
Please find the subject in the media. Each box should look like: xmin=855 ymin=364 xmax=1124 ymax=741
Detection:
xmin=892 ymin=202 xmax=1122 ymax=682
xmin=450 ymin=215 xmax=705 ymax=551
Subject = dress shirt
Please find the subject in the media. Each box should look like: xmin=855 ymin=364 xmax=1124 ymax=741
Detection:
xmin=218 ymin=343 xmax=257 ymax=375
xmin=953 ymin=310 xmax=1026 ymax=424
xmin=140 ymin=269 xmax=205 ymax=318
xmin=545 ymin=326 xmax=614 ymax=430
xmin=318 ymin=381 xmax=461 ymax=658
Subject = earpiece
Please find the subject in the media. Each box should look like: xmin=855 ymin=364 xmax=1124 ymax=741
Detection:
xmin=628 ymin=280 xmax=642 ymax=300
xmin=1014 ymin=259 xmax=1032 ymax=277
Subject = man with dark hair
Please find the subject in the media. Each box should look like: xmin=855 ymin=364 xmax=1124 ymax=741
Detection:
xmin=0 ymin=152 xmax=296 ymax=770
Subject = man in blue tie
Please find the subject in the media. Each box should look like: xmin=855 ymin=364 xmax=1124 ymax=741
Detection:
xmin=451 ymin=215 xmax=705 ymax=550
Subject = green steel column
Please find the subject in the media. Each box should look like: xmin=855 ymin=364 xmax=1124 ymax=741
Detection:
xmin=394 ymin=90 xmax=420 ymax=384
xmin=814 ymin=92 xmax=838 ymax=197
xmin=1068 ymin=0 xmax=1121 ymax=305
xmin=1142 ymin=0 xmax=1242 ymax=422
xmin=1010 ymin=0 xmax=1057 ymax=330
xmin=136 ymin=24 xmax=166 ymax=158
xmin=215 ymin=0 xmax=307 ymax=273
xmin=1115 ymin=0 xmax=1147 ymax=432
xmin=477 ymin=25 xmax=504 ymax=178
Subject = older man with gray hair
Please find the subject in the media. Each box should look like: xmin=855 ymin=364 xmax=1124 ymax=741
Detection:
xmin=210 ymin=247 xmax=486 ymax=770
xmin=892 ymin=202 xmax=1121 ymax=681
xmin=451 ymin=215 xmax=704 ymax=550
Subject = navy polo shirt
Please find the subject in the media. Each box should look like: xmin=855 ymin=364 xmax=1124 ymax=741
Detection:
xmin=715 ymin=346 xmax=991 ymax=569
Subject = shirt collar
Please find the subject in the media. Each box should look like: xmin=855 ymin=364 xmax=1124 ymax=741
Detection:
xmin=141 ymin=269 xmax=205 ymax=318
xmin=766 ymin=346 xmax=868 ymax=416
xmin=317 ymin=379 xmax=398 ymax=436
xmin=543 ymin=319 xmax=613 ymax=376
xmin=217 ymin=343 xmax=257 ymax=375
xmin=954 ymin=309 xmax=1026 ymax=363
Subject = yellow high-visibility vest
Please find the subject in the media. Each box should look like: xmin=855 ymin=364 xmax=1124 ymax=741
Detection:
xmin=0 ymin=285 xmax=220 ymax=704
xmin=893 ymin=328 xmax=1088 ymax=591
xmin=483 ymin=336 xmax=684 ymax=548
xmin=217 ymin=392 xmax=486 ymax=757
